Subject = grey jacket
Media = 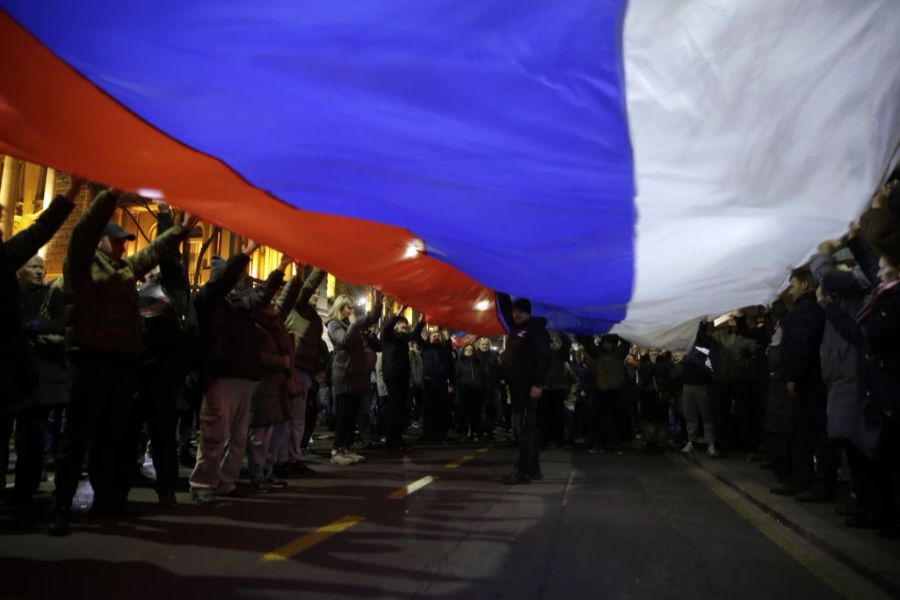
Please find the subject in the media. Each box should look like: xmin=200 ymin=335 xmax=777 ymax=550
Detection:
xmin=328 ymin=312 xmax=379 ymax=396
xmin=810 ymin=251 xmax=870 ymax=441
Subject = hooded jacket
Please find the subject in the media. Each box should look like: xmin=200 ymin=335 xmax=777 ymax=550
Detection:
xmin=497 ymin=293 xmax=551 ymax=388
xmin=380 ymin=313 xmax=426 ymax=384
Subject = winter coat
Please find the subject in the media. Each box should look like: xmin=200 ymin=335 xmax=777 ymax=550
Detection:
xmin=422 ymin=339 xmax=454 ymax=385
xmin=476 ymin=348 xmax=500 ymax=389
xmin=827 ymin=283 xmax=900 ymax=413
xmin=811 ymin=251 xmax=870 ymax=440
xmin=579 ymin=335 xmax=629 ymax=391
xmin=1 ymin=196 xmax=73 ymax=408
xmin=380 ymin=313 xmax=425 ymax=384
xmin=780 ymin=292 xmax=826 ymax=385
xmin=409 ymin=348 xmax=424 ymax=387
xmin=63 ymin=190 xmax=188 ymax=355
xmin=193 ymin=253 xmax=284 ymax=383
xmin=544 ymin=334 xmax=572 ymax=391
xmin=455 ymin=354 xmax=484 ymax=390
xmin=496 ymin=293 xmax=551 ymax=388
xmin=277 ymin=268 xmax=327 ymax=374
xmin=709 ymin=328 xmax=756 ymax=384
xmin=251 ymin=311 xmax=294 ymax=427
xmin=764 ymin=332 xmax=794 ymax=434
xmin=328 ymin=311 xmax=379 ymax=396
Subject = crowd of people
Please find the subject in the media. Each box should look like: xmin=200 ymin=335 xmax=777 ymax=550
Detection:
xmin=0 ymin=173 xmax=898 ymax=541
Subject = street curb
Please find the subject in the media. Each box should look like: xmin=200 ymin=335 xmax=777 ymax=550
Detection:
xmin=685 ymin=454 xmax=900 ymax=599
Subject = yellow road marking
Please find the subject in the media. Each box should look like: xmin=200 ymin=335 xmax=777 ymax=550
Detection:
xmin=388 ymin=475 xmax=437 ymax=500
xmin=445 ymin=455 xmax=475 ymax=469
xmin=260 ymin=515 xmax=364 ymax=562
xmin=672 ymin=455 xmax=890 ymax=600
xmin=477 ymin=447 xmax=491 ymax=453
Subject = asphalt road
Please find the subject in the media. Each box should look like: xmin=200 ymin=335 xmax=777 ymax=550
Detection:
xmin=0 ymin=443 xmax=857 ymax=599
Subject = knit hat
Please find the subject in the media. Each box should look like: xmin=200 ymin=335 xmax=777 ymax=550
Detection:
xmin=512 ymin=297 xmax=532 ymax=314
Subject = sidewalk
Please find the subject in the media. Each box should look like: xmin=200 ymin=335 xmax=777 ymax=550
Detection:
xmin=685 ymin=451 xmax=900 ymax=597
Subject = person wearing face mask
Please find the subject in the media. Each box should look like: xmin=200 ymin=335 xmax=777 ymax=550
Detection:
xmin=48 ymin=187 xmax=197 ymax=536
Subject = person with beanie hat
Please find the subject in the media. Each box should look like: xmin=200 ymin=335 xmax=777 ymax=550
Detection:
xmin=497 ymin=292 xmax=551 ymax=484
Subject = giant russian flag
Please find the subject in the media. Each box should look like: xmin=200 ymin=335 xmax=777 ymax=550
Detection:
xmin=1 ymin=1 xmax=898 ymax=346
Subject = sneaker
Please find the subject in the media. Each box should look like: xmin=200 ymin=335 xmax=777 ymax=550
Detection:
xmin=331 ymin=452 xmax=355 ymax=466
xmin=265 ymin=477 xmax=288 ymax=489
xmin=47 ymin=506 xmax=71 ymax=537
xmin=217 ymin=486 xmax=251 ymax=499
xmin=706 ymin=444 xmax=719 ymax=458
xmin=680 ymin=442 xmax=695 ymax=454
xmin=250 ymin=479 xmax=272 ymax=494
xmin=190 ymin=489 xmax=220 ymax=505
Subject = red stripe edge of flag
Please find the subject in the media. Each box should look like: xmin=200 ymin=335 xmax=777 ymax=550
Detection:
xmin=0 ymin=11 xmax=503 ymax=335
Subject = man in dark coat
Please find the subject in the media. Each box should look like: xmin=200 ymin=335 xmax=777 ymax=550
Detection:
xmin=380 ymin=305 xmax=426 ymax=449
xmin=773 ymin=267 xmax=835 ymax=502
xmin=498 ymin=293 xmax=551 ymax=484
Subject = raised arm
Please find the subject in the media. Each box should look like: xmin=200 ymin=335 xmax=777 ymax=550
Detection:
xmin=6 ymin=177 xmax=82 ymax=269
xmin=246 ymin=255 xmax=291 ymax=311
xmin=194 ymin=241 xmax=257 ymax=307
xmin=496 ymin=292 xmax=514 ymax=331
xmin=66 ymin=186 xmax=116 ymax=277
xmin=154 ymin=203 xmax=191 ymax=317
xmin=275 ymin=274 xmax=302 ymax=321
xmin=125 ymin=214 xmax=194 ymax=280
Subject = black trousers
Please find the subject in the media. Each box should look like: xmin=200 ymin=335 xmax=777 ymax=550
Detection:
xmin=384 ymin=379 xmax=409 ymax=447
xmin=54 ymin=354 xmax=137 ymax=510
xmin=791 ymin=383 xmax=836 ymax=489
xmin=0 ymin=406 xmax=51 ymax=502
xmin=538 ymin=389 xmax=565 ymax=447
xmin=458 ymin=385 xmax=482 ymax=437
xmin=333 ymin=392 xmax=362 ymax=450
xmin=136 ymin=361 xmax=181 ymax=493
xmin=422 ymin=378 xmax=448 ymax=441
xmin=301 ymin=379 xmax=320 ymax=449
xmin=512 ymin=384 xmax=540 ymax=476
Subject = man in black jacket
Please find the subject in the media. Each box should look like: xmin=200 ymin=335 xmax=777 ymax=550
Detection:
xmin=773 ymin=267 xmax=835 ymax=501
xmin=498 ymin=293 xmax=551 ymax=484
xmin=188 ymin=243 xmax=288 ymax=503
xmin=380 ymin=304 xmax=426 ymax=449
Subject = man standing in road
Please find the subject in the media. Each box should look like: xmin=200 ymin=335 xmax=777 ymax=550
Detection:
xmin=497 ymin=293 xmax=551 ymax=484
